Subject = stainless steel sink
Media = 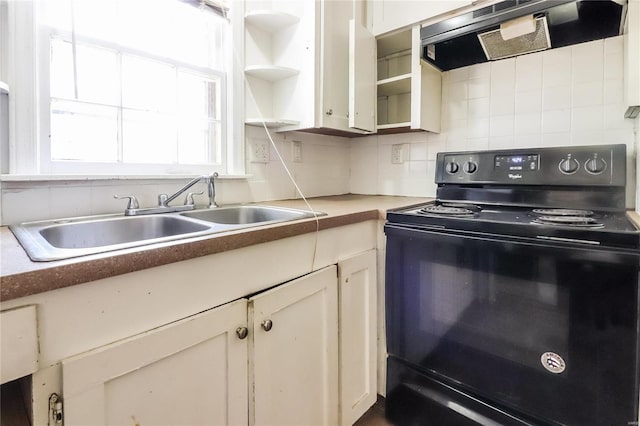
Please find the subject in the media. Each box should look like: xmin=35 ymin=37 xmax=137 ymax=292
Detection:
xmin=10 ymin=205 xmax=324 ymax=261
xmin=10 ymin=215 xmax=218 ymax=261
xmin=180 ymin=205 xmax=321 ymax=225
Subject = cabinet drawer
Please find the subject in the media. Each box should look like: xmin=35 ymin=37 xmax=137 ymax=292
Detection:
xmin=1 ymin=305 xmax=38 ymax=384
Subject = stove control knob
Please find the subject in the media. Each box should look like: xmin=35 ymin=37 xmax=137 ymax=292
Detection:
xmin=463 ymin=161 xmax=478 ymax=174
xmin=584 ymin=157 xmax=607 ymax=175
xmin=445 ymin=161 xmax=460 ymax=174
xmin=559 ymin=158 xmax=579 ymax=175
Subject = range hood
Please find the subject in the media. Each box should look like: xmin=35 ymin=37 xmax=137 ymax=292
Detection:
xmin=421 ymin=0 xmax=626 ymax=71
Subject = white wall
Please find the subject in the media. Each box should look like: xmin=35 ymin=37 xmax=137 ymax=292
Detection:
xmin=0 ymin=126 xmax=350 ymax=225
xmin=351 ymin=36 xmax=637 ymax=206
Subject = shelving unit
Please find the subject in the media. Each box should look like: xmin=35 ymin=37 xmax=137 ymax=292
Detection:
xmin=376 ymin=26 xmax=441 ymax=133
xmin=243 ymin=2 xmax=311 ymax=129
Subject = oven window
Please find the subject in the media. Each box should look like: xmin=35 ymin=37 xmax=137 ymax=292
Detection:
xmin=385 ymin=227 xmax=639 ymax=425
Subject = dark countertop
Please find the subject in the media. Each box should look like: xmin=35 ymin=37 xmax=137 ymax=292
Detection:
xmin=0 ymin=195 xmax=431 ymax=302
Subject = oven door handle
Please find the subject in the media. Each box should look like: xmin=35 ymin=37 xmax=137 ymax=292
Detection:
xmin=384 ymin=223 xmax=640 ymax=266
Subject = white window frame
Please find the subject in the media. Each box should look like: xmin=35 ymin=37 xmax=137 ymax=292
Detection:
xmin=4 ymin=0 xmax=245 ymax=177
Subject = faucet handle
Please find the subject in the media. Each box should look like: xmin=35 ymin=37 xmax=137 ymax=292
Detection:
xmin=184 ymin=191 xmax=204 ymax=206
xmin=114 ymin=195 xmax=140 ymax=210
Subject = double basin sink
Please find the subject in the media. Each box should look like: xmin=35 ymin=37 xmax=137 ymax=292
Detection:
xmin=10 ymin=205 xmax=324 ymax=261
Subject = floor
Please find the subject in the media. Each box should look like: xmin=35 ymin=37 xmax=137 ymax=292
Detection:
xmin=354 ymin=397 xmax=392 ymax=426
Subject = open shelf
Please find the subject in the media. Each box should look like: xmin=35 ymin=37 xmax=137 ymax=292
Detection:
xmin=245 ymin=65 xmax=300 ymax=82
xmin=245 ymin=10 xmax=300 ymax=33
xmin=377 ymin=74 xmax=411 ymax=97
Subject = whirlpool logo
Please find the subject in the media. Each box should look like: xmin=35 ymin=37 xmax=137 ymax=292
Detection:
xmin=508 ymin=173 xmax=523 ymax=180
xmin=541 ymin=352 xmax=566 ymax=374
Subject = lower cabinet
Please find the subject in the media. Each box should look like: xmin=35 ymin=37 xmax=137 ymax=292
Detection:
xmin=61 ymin=258 xmax=375 ymax=425
xmin=250 ymin=265 xmax=339 ymax=426
xmin=62 ymin=299 xmax=249 ymax=425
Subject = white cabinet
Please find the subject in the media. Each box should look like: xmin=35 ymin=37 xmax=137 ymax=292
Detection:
xmin=338 ymin=250 xmax=378 ymax=426
xmin=369 ymin=0 xmax=469 ymax=37
xmin=250 ymin=265 xmax=339 ymax=426
xmin=62 ymin=299 xmax=249 ymax=426
xmin=625 ymin=0 xmax=640 ymax=117
xmin=1 ymin=305 xmax=38 ymax=384
xmin=377 ymin=25 xmax=441 ymax=133
xmin=243 ymin=0 xmax=375 ymax=135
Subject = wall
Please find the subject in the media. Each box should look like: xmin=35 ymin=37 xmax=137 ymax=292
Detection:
xmin=351 ymin=36 xmax=637 ymax=206
xmin=0 ymin=126 xmax=350 ymax=225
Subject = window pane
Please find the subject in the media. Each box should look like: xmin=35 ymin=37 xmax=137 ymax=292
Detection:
xmin=122 ymin=55 xmax=176 ymax=112
xmin=50 ymin=100 xmax=118 ymax=162
xmin=178 ymin=120 xmax=220 ymax=164
xmin=122 ymin=110 xmax=176 ymax=163
xmin=178 ymin=72 xmax=219 ymax=120
xmin=50 ymin=39 xmax=75 ymax=100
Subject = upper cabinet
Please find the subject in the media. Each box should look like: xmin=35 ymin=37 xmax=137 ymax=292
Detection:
xmin=243 ymin=0 xmax=376 ymax=135
xmin=625 ymin=0 xmax=640 ymax=117
xmin=369 ymin=0 xmax=469 ymax=37
xmin=377 ymin=25 xmax=441 ymax=133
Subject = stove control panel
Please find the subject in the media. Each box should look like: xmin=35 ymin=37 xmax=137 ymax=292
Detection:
xmin=435 ymin=144 xmax=626 ymax=186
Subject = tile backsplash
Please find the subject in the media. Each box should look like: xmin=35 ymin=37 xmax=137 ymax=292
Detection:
xmin=351 ymin=36 xmax=637 ymax=205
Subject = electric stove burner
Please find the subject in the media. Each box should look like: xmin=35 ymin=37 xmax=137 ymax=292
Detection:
xmin=418 ymin=205 xmax=475 ymax=217
xmin=532 ymin=215 xmax=604 ymax=228
xmin=532 ymin=209 xmax=594 ymax=217
xmin=440 ymin=203 xmax=482 ymax=212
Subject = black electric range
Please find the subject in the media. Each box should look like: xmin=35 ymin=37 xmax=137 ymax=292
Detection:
xmin=384 ymin=144 xmax=640 ymax=426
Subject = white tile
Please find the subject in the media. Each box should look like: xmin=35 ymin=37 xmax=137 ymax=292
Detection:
xmin=604 ymin=128 xmax=635 ymax=145
xmin=467 ymin=118 xmax=489 ymax=139
xmin=448 ymin=67 xmax=470 ymax=83
xmin=571 ymin=106 xmax=604 ymax=131
xmin=515 ymin=90 xmax=542 ymax=114
xmin=426 ymin=133 xmax=447 ymax=160
xmin=468 ymin=77 xmax=490 ymax=99
xmin=490 ymin=95 xmax=515 ymax=116
xmin=571 ymin=39 xmax=603 ymax=84
xmin=604 ymin=50 xmax=624 ymax=81
xmin=490 ymin=115 xmax=515 ymax=137
xmin=488 ymin=135 xmax=515 ymax=150
xmin=449 ymin=82 xmax=468 ymax=101
xmin=570 ymin=130 xmax=604 ymax=146
xmin=515 ymin=52 xmax=543 ymax=92
xmin=445 ymin=136 xmax=467 ymax=152
xmin=407 ymin=160 xmax=428 ymax=178
xmin=572 ymin=80 xmax=603 ymax=108
xmin=468 ymin=62 xmax=491 ymax=79
xmin=542 ymin=85 xmax=571 ymax=110
xmin=604 ymin=78 xmax=624 ymax=105
xmin=490 ymin=58 xmax=516 ymax=97
xmin=468 ymin=97 xmax=490 ymax=118
xmin=410 ymin=143 xmax=428 ymax=161
xmin=446 ymin=100 xmax=468 ymax=121
xmin=466 ymin=137 xmax=489 ymax=151
xmin=604 ymin=104 xmax=633 ymax=129
xmin=512 ymin=133 xmax=542 ymax=148
xmin=515 ymin=112 xmax=542 ymax=136
xmin=541 ymin=132 xmax=571 ymax=148
xmin=604 ymin=35 xmax=623 ymax=55
xmin=2 ymin=187 xmax=51 ymax=224
xmin=542 ymin=109 xmax=571 ymax=134
xmin=542 ymin=47 xmax=572 ymax=87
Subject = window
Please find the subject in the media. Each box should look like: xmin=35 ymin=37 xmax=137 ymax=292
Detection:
xmin=32 ymin=0 xmax=234 ymax=175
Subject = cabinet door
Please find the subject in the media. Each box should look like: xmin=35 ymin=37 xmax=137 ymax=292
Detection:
xmin=338 ymin=250 xmax=377 ymax=425
xmin=62 ymin=299 xmax=248 ymax=426
xmin=370 ymin=0 xmax=469 ymax=36
xmin=349 ymin=19 xmax=377 ymax=132
xmin=250 ymin=266 xmax=339 ymax=426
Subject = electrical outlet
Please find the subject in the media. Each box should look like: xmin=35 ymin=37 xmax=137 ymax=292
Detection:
xmin=292 ymin=141 xmax=302 ymax=163
xmin=391 ymin=144 xmax=405 ymax=164
xmin=250 ymin=140 xmax=269 ymax=163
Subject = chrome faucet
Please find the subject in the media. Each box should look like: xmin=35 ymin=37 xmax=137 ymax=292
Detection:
xmin=115 ymin=172 xmax=219 ymax=216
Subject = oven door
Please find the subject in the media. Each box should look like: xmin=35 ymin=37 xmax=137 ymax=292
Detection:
xmin=385 ymin=223 xmax=640 ymax=426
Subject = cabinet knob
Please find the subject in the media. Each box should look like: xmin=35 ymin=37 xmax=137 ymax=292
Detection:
xmin=261 ymin=319 xmax=273 ymax=332
xmin=326 ymin=109 xmax=333 ymax=116
xmin=236 ymin=327 xmax=248 ymax=339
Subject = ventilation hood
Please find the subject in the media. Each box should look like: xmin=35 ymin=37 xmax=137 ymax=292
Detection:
xmin=421 ymin=0 xmax=626 ymax=71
